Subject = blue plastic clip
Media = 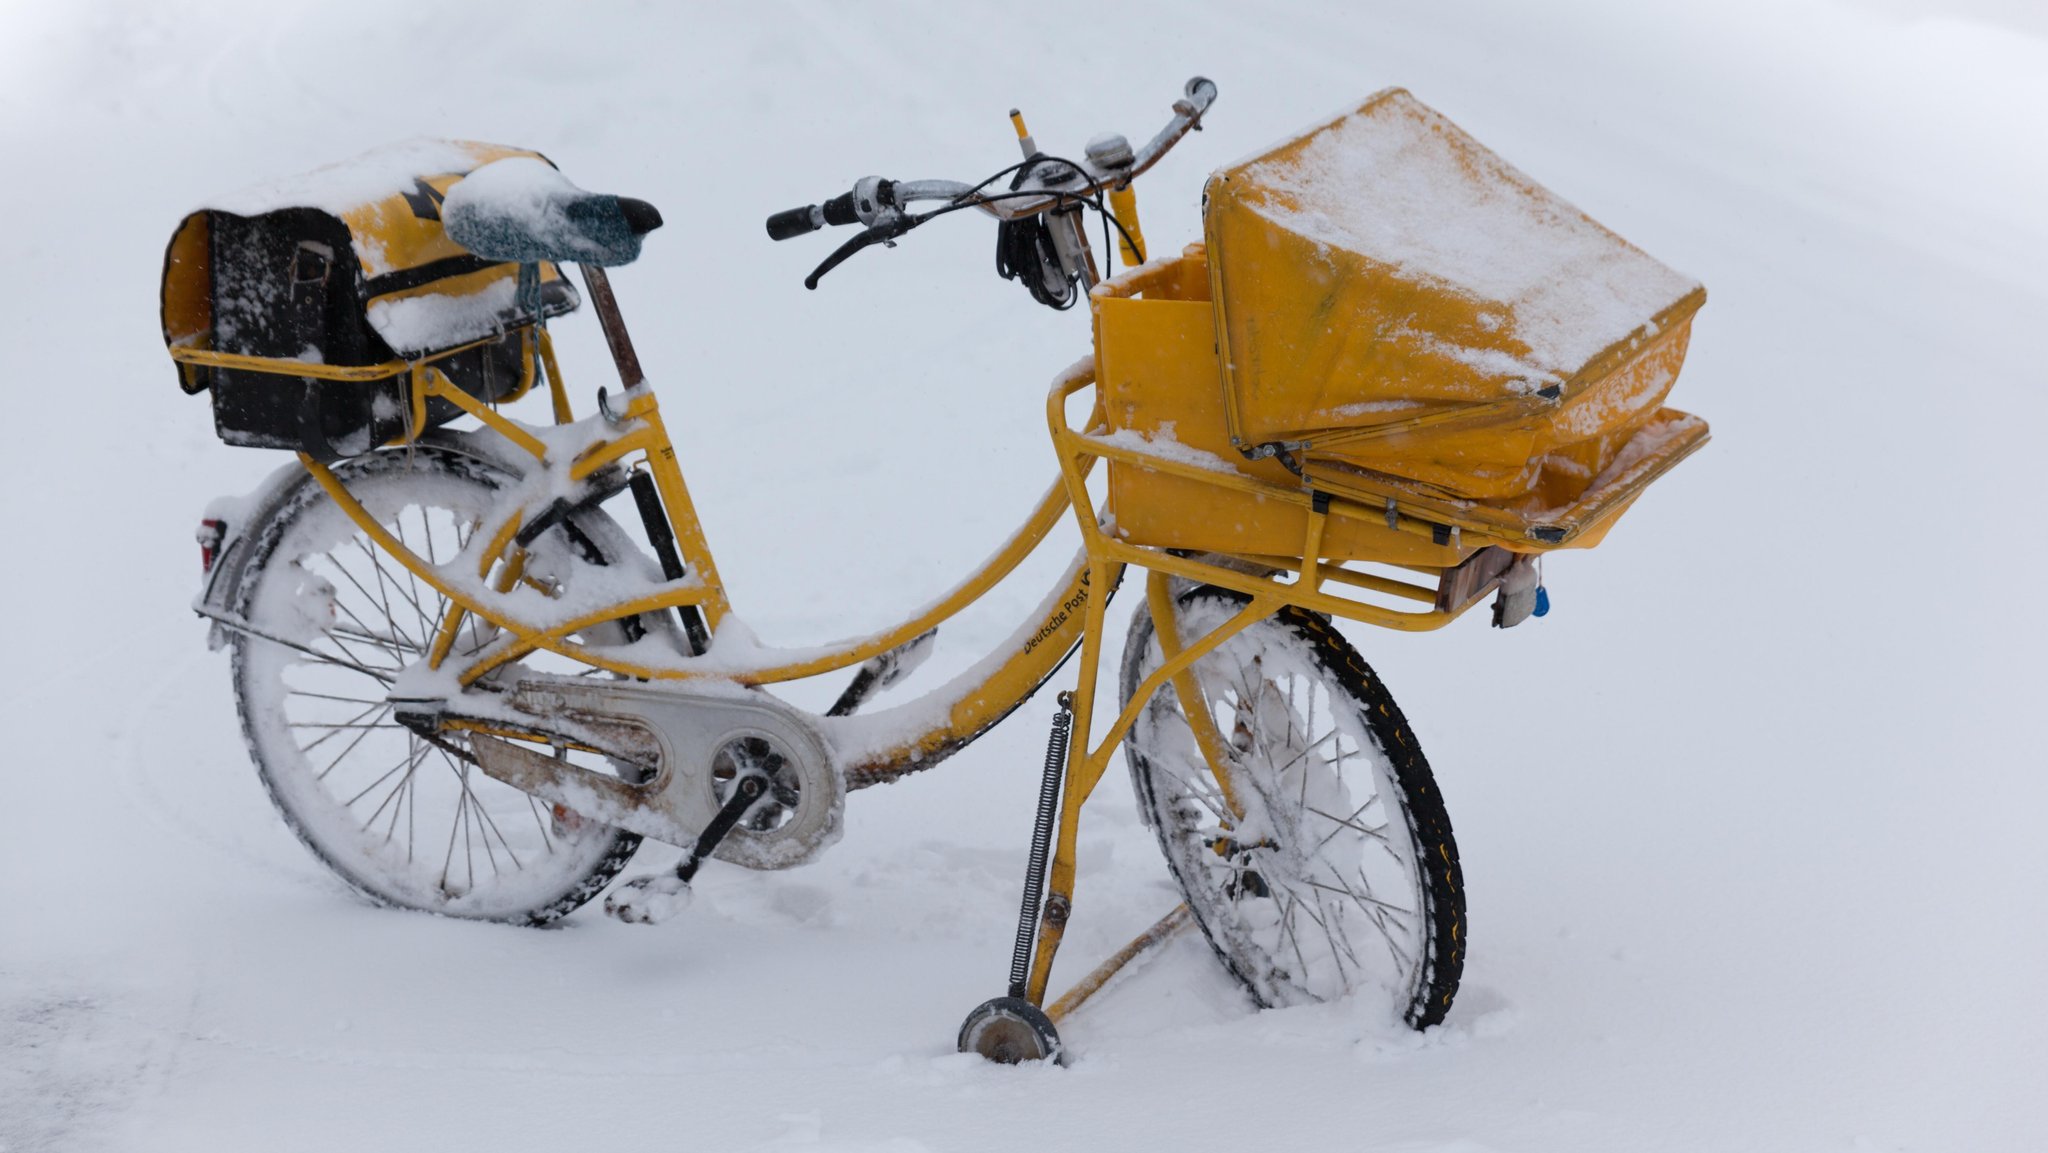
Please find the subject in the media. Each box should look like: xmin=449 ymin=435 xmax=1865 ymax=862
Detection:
xmin=1533 ymin=586 xmax=1551 ymax=618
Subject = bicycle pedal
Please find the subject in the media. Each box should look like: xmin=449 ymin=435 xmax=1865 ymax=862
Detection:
xmin=604 ymin=873 xmax=693 ymax=925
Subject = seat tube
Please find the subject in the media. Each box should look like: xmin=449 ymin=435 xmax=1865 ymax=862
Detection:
xmin=634 ymin=405 xmax=731 ymax=631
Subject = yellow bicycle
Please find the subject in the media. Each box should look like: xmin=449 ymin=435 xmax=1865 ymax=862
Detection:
xmin=161 ymin=78 xmax=1708 ymax=1061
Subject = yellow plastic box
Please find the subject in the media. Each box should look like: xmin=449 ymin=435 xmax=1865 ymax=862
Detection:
xmin=1092 ymin=249 xmax=1469 ymax=569
xmin=1201 ymin=88 xmax=1709 ymax=544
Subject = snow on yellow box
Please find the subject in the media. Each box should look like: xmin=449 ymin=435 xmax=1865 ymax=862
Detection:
xmin=1202 ymin=88 xmax=1709 ymax=547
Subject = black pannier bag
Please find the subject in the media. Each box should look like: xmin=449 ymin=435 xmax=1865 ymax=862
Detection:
xmin=162 ymin=140 xmax=580 ymax=460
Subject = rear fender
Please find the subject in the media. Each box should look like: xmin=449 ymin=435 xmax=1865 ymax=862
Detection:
xmin=193 ymin=432 xmax=531 ymax=647
xmin=194 ymin=458 xmax=314 ymax=645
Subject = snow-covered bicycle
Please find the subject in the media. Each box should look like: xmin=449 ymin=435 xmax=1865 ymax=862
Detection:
xmin=161 ymin=77 xmax=1708 ymax=1061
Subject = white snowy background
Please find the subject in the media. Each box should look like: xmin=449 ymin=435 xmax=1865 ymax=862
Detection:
xmin=2 ymin=1 xmax=2043 ymax=1149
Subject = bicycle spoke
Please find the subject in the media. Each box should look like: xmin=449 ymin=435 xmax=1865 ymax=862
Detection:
xmin=453 ymin=747 xmax=526 ymax=874
xmin=1294 ymin=712 xmax=1313 ymax=817
xmin=440 ymin=764 xmax=470 ymax=894
xmin=417 ymin=520 xmax=461 ymax=660
xmin=1300 ymin=873 xmax=1411 ymax=918
xmin=287 ymin=689 xmax=390 ymax=706
xmin=307 ymin=589 xmax=401 ymax=671
xmin=296 ymin=701 xmax=386 ymax=755
xmin=405 ymin=758 xmax=419 ymax=863
xmin=1304 ymin=870 xmax=1414 ymax=973
xmin=271 ymin=644 xmax=397 ymax=683
xmin=1354 ymin=863 xmax=1417 ymax=920
xmin=1361 ymin=899 xmax=1415 ymax=973
xmin=335 ymin=544 xmax=425 ymax=656
xmin=327 ymin=564 xmax=417 ymax=655
xmin=1293 ymin=886 xmax=1362 ymax=982
xmin=527 ymin=794 xmax=555 ymax=853
xmin=1281 ymin=683 xmax=1319 ymax=818
xmin=1269 ymin=726 xmax=1343 ymax=787
xmin=1174 ymin=773 xmax=1234 ymax=825
xmin=378 ymin=749 xmax=417 ymax=843
xmin=1323 ymin=891 xmax=1375 ymax=981
xmin=441 ymin=749 xmax=522 ymax=874
xmin=328 ymin=624 xmax=419 ymax=659
xmin=351 ymin=534 xmax=419 ymax=653
xmin=389 ymin=513 xmax=439 ymax=652
xmin=343 ymin=743 xmax=427 ymax=809
xmin=436 ymin=749 xmax=489 ymax=880
xmin=422 ymin=595 xmax=457 ymax=663
xmin=311 ymin=707 xmax=391 ymax=781
xmin=362 ymin=740 xmax=432 ymax=828
xmin=1374 ymin=833 xmax=1406 ymax=865
xmin=1277 ymin=889 xmax=1313 ymax=985
xmin=380 ymin=763 xmax=411 ymax=842
xmin=1307 ymin=800 xmax=1392 ymax=854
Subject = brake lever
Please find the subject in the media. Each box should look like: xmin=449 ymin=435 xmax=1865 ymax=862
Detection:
xmin=804 ymin=217 xmax=917 ymax=290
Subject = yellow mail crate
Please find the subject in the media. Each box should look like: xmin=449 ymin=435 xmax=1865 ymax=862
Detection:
xmin=1201 ymin=88 xmax=1709 ymax=540
xmin=1093 ymin=250 xmax=1471 ymax=568
xmin=1091 ymin=90 xmax=1710 ymax=559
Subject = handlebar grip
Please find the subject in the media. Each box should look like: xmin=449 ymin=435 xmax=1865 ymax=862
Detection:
xmin=821 ymin=192 xmax=859 ymax=227
xmin=766 ymin=205 xmax=824 ymax=241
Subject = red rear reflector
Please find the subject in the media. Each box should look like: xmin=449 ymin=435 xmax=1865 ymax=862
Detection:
xmin=197 ymin=519 xmax=226 ymax=575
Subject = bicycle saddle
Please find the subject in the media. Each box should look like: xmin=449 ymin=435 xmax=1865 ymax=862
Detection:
xmin=442 ymin=157 xmax=663 ymax=268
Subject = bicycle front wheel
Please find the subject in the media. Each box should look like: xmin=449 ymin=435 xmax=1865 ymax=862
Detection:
xmin=1121 ymin=588 xmax=1465 ymax=1028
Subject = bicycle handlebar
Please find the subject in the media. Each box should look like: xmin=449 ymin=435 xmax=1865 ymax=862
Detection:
xmin=763 ymin=76 xmax=1217 ymax=242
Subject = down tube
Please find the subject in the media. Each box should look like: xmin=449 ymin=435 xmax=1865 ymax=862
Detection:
xmin=833 ymin=552 xmax=1122 ymax=790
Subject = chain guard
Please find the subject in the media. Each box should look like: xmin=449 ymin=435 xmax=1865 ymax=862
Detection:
xmin=469 ymin=677 xmax=843 ymax=870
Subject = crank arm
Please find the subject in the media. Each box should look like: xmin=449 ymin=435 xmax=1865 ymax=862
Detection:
xmin=604 ymin=771 xmax=769 ymax=925
xmin=675 ymin=773 xmax=767 ymax=884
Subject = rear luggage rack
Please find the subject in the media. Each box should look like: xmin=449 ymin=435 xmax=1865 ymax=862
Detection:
xmin=159 ymin=139 xmax=581 ymax=460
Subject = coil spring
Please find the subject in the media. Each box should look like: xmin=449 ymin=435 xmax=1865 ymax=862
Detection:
xmin=1007 ymin=701 xmax=1072 ymax=997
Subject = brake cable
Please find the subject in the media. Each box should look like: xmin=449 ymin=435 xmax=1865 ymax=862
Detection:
xmin=995 ymin=156 xmax=1080 ymax=310
xmin=801 ymin=157 xmax=1147 ymax=301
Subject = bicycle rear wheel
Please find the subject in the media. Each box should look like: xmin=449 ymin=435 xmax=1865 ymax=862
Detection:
xmin=228 ymin=443 xmax=663 ymax=924
xmin=1120 ymin=588 xmax=1465 ymax=1027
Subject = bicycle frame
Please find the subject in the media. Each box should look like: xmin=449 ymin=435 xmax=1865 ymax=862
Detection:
xmin=273 ymin=334 xmax=1101 ymax=786
xmin=176 ymin=234 xmax=1517 ymax=1018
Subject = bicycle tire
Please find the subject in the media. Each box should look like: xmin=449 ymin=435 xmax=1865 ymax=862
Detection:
xmin=1120 ymin=587 xmax=1465 ymax=1027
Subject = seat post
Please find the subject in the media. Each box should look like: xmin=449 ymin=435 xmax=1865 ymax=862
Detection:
xmin=578 ymin=265 xmax=645 ymax=390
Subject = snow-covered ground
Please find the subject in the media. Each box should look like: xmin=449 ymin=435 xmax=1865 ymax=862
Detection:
xmin=3 ymin=1 xmax=2043 ymax=1149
